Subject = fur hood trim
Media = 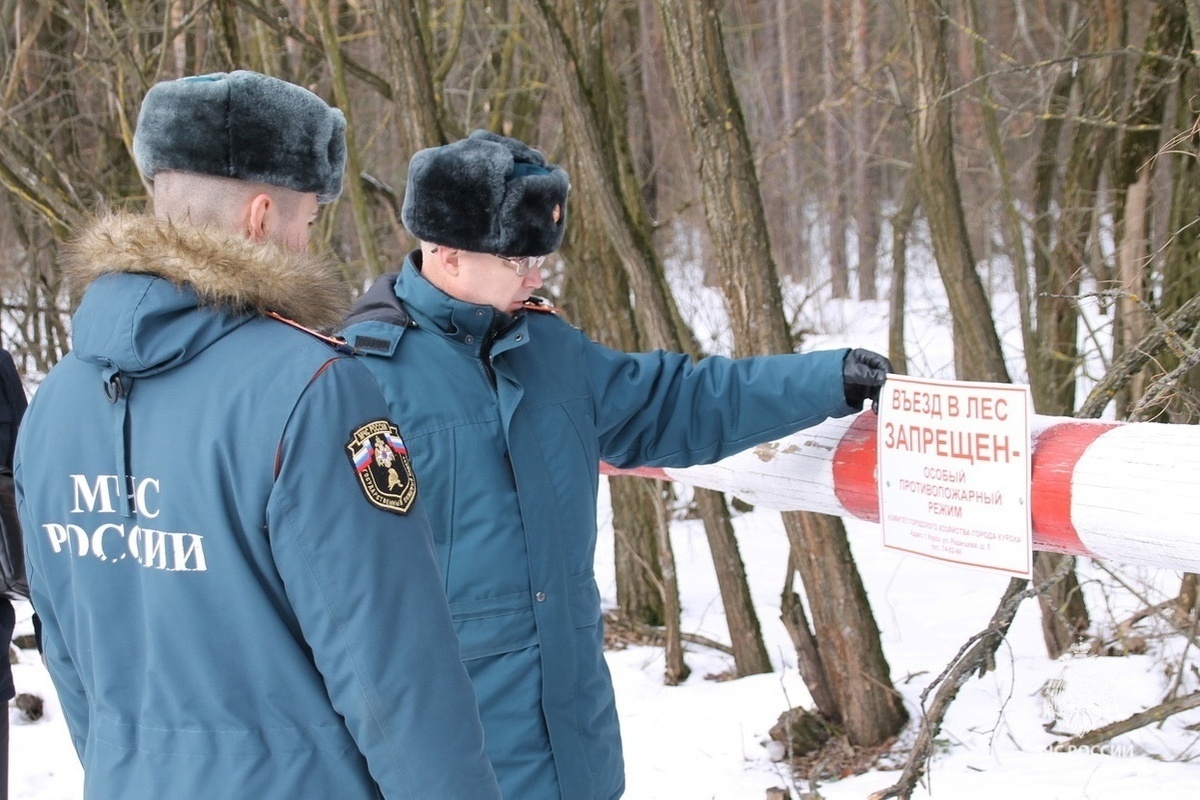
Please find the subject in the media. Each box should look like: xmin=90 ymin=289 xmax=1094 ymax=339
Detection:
xmin=62 ymin=212 xmax=350 ymax=331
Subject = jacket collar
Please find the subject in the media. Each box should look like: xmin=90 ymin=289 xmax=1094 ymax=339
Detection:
xmin=62 ymin=212 xmax=350 ymax=331
xmin=394 ymin=254 xmax=515 ymax=344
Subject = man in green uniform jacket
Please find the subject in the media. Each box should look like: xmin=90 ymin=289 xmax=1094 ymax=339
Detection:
xmin=18 ymin=73 xmax=500 ymax=800
xmin=341 ymin=129 xmax=890 ymax=800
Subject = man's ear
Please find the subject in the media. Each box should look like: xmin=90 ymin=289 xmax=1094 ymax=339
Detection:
xmin=438 ymin=247 xmax=462 ymax=275
xmin=246 ymin=193 xmax=272 ymax=243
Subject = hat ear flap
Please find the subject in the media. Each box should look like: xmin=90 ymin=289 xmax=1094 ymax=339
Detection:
xmin=402 ymin=130 xmax=569 ymax=256
xmin=401 ymin=141 xmax=505 ymax=253
xmin=499 ymin=169 xmax=569 ymax=256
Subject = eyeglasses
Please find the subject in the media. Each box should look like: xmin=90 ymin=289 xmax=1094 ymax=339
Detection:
xmin=493 ymin=254 xmax=547 ymax=277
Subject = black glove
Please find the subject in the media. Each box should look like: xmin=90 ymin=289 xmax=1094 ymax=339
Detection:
xmin=842 ymin=348 xmax=892 ymax=411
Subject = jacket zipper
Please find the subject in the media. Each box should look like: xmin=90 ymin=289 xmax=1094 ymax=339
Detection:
xmin=479 ymin=315 xmax=519 ymax=390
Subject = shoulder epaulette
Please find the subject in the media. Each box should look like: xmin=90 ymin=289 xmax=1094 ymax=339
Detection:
xmin=521 ymin=295 xmax=560 ymax=315
xmin=267 ymin=311 xmax=356 ymax=355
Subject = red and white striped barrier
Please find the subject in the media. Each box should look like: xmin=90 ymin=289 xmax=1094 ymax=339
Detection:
xmin=601 ymin=413 xmax=1200 ymax=573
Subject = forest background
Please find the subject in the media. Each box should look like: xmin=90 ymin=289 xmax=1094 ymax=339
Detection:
xmin=3 ymin=0 xmax=1200 ymax=795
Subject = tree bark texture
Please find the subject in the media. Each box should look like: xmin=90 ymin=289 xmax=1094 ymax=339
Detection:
xmin=534 ymin=0 xmax=771 ymax=679
xmin=1038 ymin=0 xmax=1125 ymax=414
xmin=782 ymin=511 xmax=908 ymax=745
xmin=888 ymin=178 xmax=920 ymax=377
xmin=1159 ymin=67 xmax=1200 ymax=423
xmin=851 ymin=0 xmax=878 ymax=301
xmin=609 ymin=478 xmax=668 ymax=627
xmin=903 ymin=0 xmax=1009 ymax=384
xmin=780 ymin=558 xmax=839 ymax=719
xmin=1028 ymin=34 xmax=1080 ymax=413
xmin=823 ymin=0 xmax=849 ymax=299
xmin=655 ymin=0 xmax=906 ymax=746
xmin=1032 ymin=552 xmax=1090 ymax=659
xmin=316 ymin=2 xmax=380 ymax=276
xmin=370 ymin=0 xmax=447 ymax=153
xmin=527 ymin=0 xmax=689 ymax=352
xmin=695 ymin=488 xmax=772 ymax=675
xmin=652 ymin=478 xmax=691 ymax=686
xmin=965 ymin=0 xmax=1034 ymax=380
xmin=652 ymin=0 xmax=787 ymax=359
xmin=1111 ymin=3 xmax=1185 ymax=417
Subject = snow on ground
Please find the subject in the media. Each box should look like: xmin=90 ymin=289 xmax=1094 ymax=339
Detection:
xmin=10 ymin=501 xmax=1200 ymax=798
xmin=598 ymin=481 xmax=1200 ymax=799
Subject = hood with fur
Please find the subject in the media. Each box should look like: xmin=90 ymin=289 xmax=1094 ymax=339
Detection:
xmin=61 ymin=212 xmax=350 ymax=379
xmin=63 ymin=212 xmax=349 ymax=329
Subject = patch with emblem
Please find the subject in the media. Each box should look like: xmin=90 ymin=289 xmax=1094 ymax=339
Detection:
xmin=346 ymin=419 xmax=418 ymax=514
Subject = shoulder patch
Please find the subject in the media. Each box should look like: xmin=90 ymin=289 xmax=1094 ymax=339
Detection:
xmin=521 ymin=295 xmax=559 ymax=314
xmin=346 ymin=419 xmax=418 ymax=514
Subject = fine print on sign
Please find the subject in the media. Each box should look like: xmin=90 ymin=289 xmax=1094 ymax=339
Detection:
xmin=876 ymin=375 xmax=1033 ymax=578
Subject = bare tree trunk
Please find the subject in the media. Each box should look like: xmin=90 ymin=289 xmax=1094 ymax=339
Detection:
xmin=904 ymin=0 xmax=1008 ymax=384
xmin=851 ymin=0 xmax=878 ymax=300
xmin=1148 ymin=9 xmax=1200 ymax=633
xmin=546 ymin=0 xmax=674 ymax=647
xmin=631 ymin=0 xmax=660 ymax=221
xmin=1032 ymin=552 xmax=1088 ymax=658
xmin=1115 ymin=170 xmax=1150 ymax=409
xmin=547 ymin=0 xmax=672 ymax=638
xmin=1111 ymin=2 xmax=1183 ymax=417
xmin=531 ymin=0 xmax=775 ymax=679
xmin=965 ymin=0 xmax=1034 ymax=379
xmin=782 ymin=512 xmax=904 ymax=743
xmin=655 ymin=0 xmax=906 ymax=746
xmin=780 ymin=554 xmax=838 ymax=719
xmin=775 ymin=0 xmax=807 ymax=279
xmin=651 ymin=478 xmax=690 ymax=686
xmin=610 ymin=479 xmax=667 ymax=626
xmin=1030 ymin=0 xmax=1129 ymax=659
xmin=888 ymin=177 xmax=920 ymax=377
xmin=1160 ymin=59 xmax=1200 ymax=423
xmin=1038 ymin=0 xmax=1124 ymax=415
xmin=526 ymin=0 xmax=688 ymax=349
xmin=370 ymin=0 xmax=447 ymax=153
xmin=823 ymin=0 xmax=849 ymax=298
xmin=694 ymin=488 xmax=771 ymax=674
xmin=1177 ymin=574 xmax=1199 ymax=629
xmin=968 ymin=1 xmax=1096 ymax=661
xmin=316 ymin=2 xmax=380 ymax=276
xmin=651 ymin=0 xmax=787 ymax=351
xmin=1029 ymin=35 xmax=1080 ymax=413
xmin=1025 ymin=17 xmax=1094 ymax=659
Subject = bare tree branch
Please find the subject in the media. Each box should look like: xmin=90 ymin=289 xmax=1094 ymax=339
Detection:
xmin=871 ymin=557 xmax=1077 ymax=800
xmin=1048 ymin=691 xmax=1200 ymax=751
xmin=229 ymin=0 xmax=394 ymax=99
xmin=1077 ymin=291 xmax=1200 ymax=419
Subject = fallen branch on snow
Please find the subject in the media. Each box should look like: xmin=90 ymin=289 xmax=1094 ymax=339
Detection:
xmin=1047 ymin=690 xmax=1200 ymax=752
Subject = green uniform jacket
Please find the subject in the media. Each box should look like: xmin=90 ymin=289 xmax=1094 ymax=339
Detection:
xmin=341 ymin=254 xmax=856 ymax=800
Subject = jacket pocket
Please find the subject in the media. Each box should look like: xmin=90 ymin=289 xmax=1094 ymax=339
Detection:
xmin=450 ymin=591 xmax=539 ymax=661
xmin=568 ymin=569 xmax=601 ymax=630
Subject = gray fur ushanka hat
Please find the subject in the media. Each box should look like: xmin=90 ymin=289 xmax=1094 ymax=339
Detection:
xmin=401 ymin=130 xmax=569 ymax=257
xmin=132 ymin=70 xmax=346 ymax=203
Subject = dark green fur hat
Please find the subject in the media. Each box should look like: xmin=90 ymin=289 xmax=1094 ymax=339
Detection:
xmin=133 ymin=71 xmax=346 ymax=204
xmin=401 ymin=130 xmax=569 ymax=257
